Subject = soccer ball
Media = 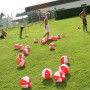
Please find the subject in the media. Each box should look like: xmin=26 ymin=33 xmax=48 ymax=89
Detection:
xmin=57 ymin=34 xmax=60 ymax=39
xmin=17 ymin=53 xmax=24 ymax=59
xmin=52 ymin=36 xmax=57 ymax=41
xmin=34 ymin=38 xmax=38 ymax=43
xmin=49 ymin=43 xmax=55 ymax=50
xmin=23 ymin=49 xmax=29 ymax=55
xmin=59 ymin=64 xmax=69 ymax=74
xmin=61 ymin=33 xmax=65 ymax=38
xmin=25 ymin=45 xmax=30 ymax=51
xmin=14 ymin=44 xmax=19 ymax=50
xmin=60 ymin=56 xmax=69 ymax=64
xmin=19 ymin=45 xmax=24 ymax=51
xmin=25 ymin=35 xmax=28 ymax=37
xmin=44 ymin=37 xmax=48 ymax=42
xmin=17 ymin=59 xmax=26 ymax=67
xmin=54 ymin=71 xmax=65 ymax=82
xmin=20 ymin=76 xmax=32 ymax=88
xmin=41 ymin=39 xmax=46 ymax=44
xmin=42 ymin=68 xmax=52 ymax=79
xmin=78 ymin=26 xmax=80 ymax=29
xmin=48 ymin=36 xmax=52 ymax=41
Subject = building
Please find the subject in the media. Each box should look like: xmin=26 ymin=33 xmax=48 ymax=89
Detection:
xmin=25 ymin=0 xmax=90 ymax=22
xmin=13 ymin=15 xmax=28 ymax=24
xmin=0 ymin=14 xmax=13 ymax=27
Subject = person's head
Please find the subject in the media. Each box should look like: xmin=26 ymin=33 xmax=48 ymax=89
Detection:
xmin=1 ymin=29 xmax=4 ymax=32
xmin=46 ymin=12 xmax=50 ymax=17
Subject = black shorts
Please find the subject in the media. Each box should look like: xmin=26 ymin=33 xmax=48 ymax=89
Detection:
xmin=83 ymin=18 xmax=87 ymax=26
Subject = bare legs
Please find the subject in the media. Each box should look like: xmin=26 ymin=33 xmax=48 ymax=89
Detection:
xmin=43 ymin=32 xmax=49 ymax=38
xmin=83 ymin=25 xmax=87 ymax=32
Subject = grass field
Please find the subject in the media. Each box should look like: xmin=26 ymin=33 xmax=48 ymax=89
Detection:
xmin=0 ymin=15 xmax=90 ymax=90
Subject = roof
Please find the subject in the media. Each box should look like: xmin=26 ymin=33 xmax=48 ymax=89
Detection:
xmin=25 ymin=0 xmax=80 ymax=12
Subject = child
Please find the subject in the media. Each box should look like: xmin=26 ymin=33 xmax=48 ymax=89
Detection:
xmin=40 ymin=12 xmax=50 ymax=38
xmin=20 ymin=26 xmax=24 ymax=38
xmin=0 ymin=29 xmax=7 ymax=39
xmin=79 ymin=8 xmax=87 ymax=32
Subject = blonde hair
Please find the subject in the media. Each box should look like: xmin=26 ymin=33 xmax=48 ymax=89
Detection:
xmin=46 ymin=12 xmax=50 ymax=15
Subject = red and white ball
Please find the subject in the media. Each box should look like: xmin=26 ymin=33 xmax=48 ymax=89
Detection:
xmin=44 ymin=37 xmax=48 ymax=42
xmin=52 ymin=36 xmax=57 ymax=41
xmin=20 ymin=76 xmax=32 ymax=88
xmin=54 ymin=71 xmax=65 ymax=82
xmin=60 ymin=56 xmax=69 ymax=64
xmin=41 ymin=39 xmax=46 ymax=44
xmin=17 ymin=59 xmax=26 ymax=67
xmin=19 ymin=45 xmax=24 ymax=51
xmin=78 ymin=26 xmax=80 ymax=29
xmin=17 ymin=53 xmax=24 ymax=59
xmin=49 ymin=36 xmax=53 ymax=41
xmin=25 ymin=45 xmax=30 ymax=51
xmin=14 ymin=44 xmax=19 ymax=50
xmin=61 ymin=33 xmax=65 ymax=38
xmin=42 ymin=68 xmax=52 ymax=79
xmin=25 ymin=35 xmax=28 ymax=37
xmin=57 ymin=34 xmax=60 ymax=39
xmin=34 ymin=38 xmax=38 ymax=43
xmin=49 ymin=43 xmax=55 ymax=50
xmin=59 ymin=64 xmax=69 ymax=74
xmin=23 ymin=49 xmax=29 ymax=55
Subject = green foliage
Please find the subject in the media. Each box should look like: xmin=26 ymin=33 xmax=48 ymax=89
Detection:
xmin=55 ymin=5 xmax=90 ymax=20
xmin=0 ymin=15 xmax=90 ymax=90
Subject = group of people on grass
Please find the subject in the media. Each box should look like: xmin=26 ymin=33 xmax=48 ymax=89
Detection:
xmin=0 ymin=8 xmax=87 ymax=39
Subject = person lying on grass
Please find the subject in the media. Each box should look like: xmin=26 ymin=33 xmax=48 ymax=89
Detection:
xmin=79 ymin=8 xmax=87 ymax=32
xmin=0 ymin=29 xmax=7 ymax=39
xmin=40 ymin=12 xmax=50 ymax=38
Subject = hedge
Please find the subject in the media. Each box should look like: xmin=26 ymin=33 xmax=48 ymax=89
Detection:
xmin=55 ymin=5 xmax=90 ymax=20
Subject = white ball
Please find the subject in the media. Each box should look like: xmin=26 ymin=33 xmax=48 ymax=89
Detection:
xmin=42 ymin=68 xmax=52 ymax=79
xmin=17 ymin=53 xmax=25 ymax=59
xmin=20 ymin=76 xmax=32 ymax=88
xmin=60 ymin=56 xmax=69 ymax=64
xmin=17 ymin=59 xmax=26 ymax=67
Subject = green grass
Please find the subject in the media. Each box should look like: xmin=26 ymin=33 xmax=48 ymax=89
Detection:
xmin=0 ymin=15 xmax=90 ymax=90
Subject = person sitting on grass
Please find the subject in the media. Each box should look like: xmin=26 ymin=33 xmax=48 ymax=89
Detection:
xmin=0 ymin=29 xmax=7 ymax=39
xmin=40 ymin=12 xmax=50 ymax=38
xmin=79 ymin=8 xmax=87 ymax=32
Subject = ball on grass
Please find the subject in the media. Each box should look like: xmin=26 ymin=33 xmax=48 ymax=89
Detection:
xmin=60 ymin=56 xmax=69 ymax=64
xmin=54 ymin=71 xmax=65 ymax=82
xmin=49 ymin=36 xmax=52 ymax=41
xmin=52 ymin=36 xmax=57 ymax=41
xmin=20 ymin=76 xmax=32 ymax=88
xmin=57 ymin=34 xmax=60 ymax=39
xmin=17 ymin=53 xmax=24 ymax=59
xmin=49 ymin=43 xmax=55 ymax=50
xmin=61 ymin=33 xmax=65 ymax=38
xmin=42 ymin=68 xmax=52 ymax=79
xmin=14 ymin=44 xmax=19 ymax=50
xmin=17 ymin=59 xmax=26 ymax=67
xmin=25 ymin=35 xmax=28 ymax=37
xmin=23 ymin=49 xmax=29 ymax=55
xmin=78 ymin=26 xmax=80 ymax=29
xmin=41 ymin=39 xmax=46 ymax=44
xmin=44 ymin=37 xmax=48 ymax=42
xmin=34 ymin=38 xmax=38 ymax=43
xmin=25 ymin=45 xmax=30 ymax=51
xmin=59 ymin=64 xmax=69 ymax=74
xmin=19 ymin=45 xmax=24 ymax=51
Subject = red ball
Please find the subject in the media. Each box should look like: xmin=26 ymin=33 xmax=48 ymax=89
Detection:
xmin=52 ymin=36 xmax=57 ymax=41
xmin=17 ymin=53 xmax=24 ymax=59
xmin=41 ymin=39 xmax=46 ymax=44
xmin=17 ymin=59 xmax=26 ymax=67
xmin=57 ymin=34 xmax=60 ymax=39
xmin=23 ymin=49 xmax=29 ymax=55
xmin=20 ymin=76 xmax=32 ymax=88
xmin=44 ymin=37 xmax=48 ymax=42
xmin=54 ymin=71 xmax=65 ymax=82
xmin=19 ymin=45 xmax=24 ymax=51
xmin=61 ymin=33 xmax=65 ymax=38
xmin=14 ymin=44 xmax=19 ymax=50
xmin=59 ymin=64 xmax=69 ymax=74
xmin=25 ymin=35 xmax=28 ymax=37
xmin=34 ymin=38 xmax=38 ymax=43
xmin=49 ymin=43 xmax=55 ymax=50
xmin=25 ymin=45 xmax=30 ymax=51
xmin=49 ymin=36 xmax=53 ymax=41
xmin=78 ymin=26 xmax=80 ymax=29
xmin=60 ymin=56 xmax=69 ymax=64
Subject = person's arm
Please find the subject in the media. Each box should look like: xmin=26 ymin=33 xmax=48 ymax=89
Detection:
xmin=40 ymin=20 xmax=44 ymax=27
xmin=79 ymin=11 xmax=83 ymax=18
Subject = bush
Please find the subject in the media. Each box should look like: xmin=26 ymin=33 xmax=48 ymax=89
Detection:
xmin=55 ymin=5 xmax=90 ymax=20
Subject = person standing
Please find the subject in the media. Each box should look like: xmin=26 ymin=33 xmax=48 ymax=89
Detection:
xmin=79 ymin=8 xmax=87 ymax=32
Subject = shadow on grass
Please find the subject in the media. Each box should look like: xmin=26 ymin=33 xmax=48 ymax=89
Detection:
xmin=86 ymin=31 xmax=90 ymax=35
xmin=17 ymin=66 xmax=25 ymax=70
xmin=67 ymin=63 xmax=71 ymax=67
xmin=66 ymin=73 xmax=71 ymax=81
xmin=42 ymin=78 xmax=53 ymax=86
xmin=22 ymin=87 xmax=32 ymax=90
